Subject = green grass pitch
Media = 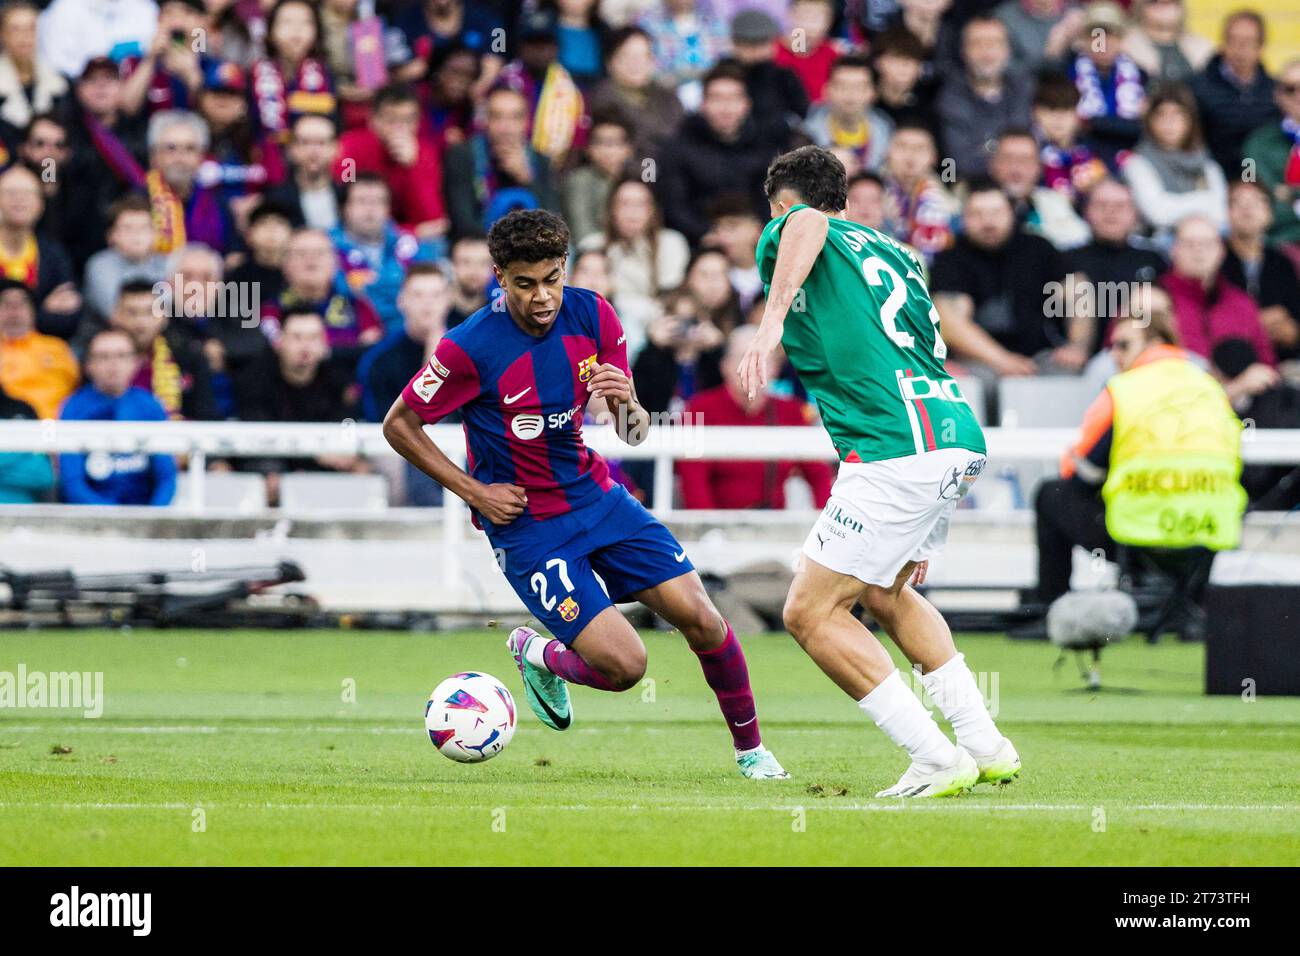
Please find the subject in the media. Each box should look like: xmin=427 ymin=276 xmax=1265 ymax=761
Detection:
xmin=1 ymin=627 xmax=1298 ymax=866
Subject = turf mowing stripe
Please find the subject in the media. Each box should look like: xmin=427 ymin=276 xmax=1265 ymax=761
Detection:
xmin=0 ymin=802 xmax=1296 ymax=812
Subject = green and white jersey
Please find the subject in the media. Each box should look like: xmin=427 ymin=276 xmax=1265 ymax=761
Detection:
xmin=756 ymin=204 xmax=986 ymax=463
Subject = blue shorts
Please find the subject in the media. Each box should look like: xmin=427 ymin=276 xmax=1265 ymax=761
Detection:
xmin=490 ymin=486 xmax=695 ymax=644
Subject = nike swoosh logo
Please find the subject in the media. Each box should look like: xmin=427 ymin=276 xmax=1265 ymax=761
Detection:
xmin=673 ymin=550 xmax=687 ymax=562
xmin=524 ymin=674 xmax=570 ymax=730
xmin=503 ymin=388 xmax=532 ymax=405
xmin=733 ymin=715 xmax=757 ymax=728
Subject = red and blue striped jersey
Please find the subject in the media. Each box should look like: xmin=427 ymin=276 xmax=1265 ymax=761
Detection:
xmin=400 ymin=286 xmax=631 ymax=532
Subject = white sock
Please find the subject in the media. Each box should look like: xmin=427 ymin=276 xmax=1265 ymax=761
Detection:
xmin=523 ymin=635 xmax=552 ymax=671
xmin=920 ymin=653 xmax=1003 ymax=758
xmin=858 ymin=669 xmax=959 ymax=771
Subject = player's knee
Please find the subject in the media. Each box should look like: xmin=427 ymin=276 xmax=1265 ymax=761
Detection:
xmin=783 ymin=592 xmax=815 ymax=643
xmin=603 ymin=648 xmax=647 ymax=691
xmin=681 ymin=603 xmax=724 ymax=650
xmin=860 ymin=585 xmax=900 ymax=620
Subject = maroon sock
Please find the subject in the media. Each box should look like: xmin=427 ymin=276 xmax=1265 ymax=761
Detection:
xmin=542 ymin=640 xmax=619 ymax=691
xmin=694 ymin=622 xmax=762 ymax=751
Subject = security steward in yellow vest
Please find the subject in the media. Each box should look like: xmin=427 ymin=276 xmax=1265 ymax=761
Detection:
xmin=1033 ymin=308 xmax=1246 ymax=607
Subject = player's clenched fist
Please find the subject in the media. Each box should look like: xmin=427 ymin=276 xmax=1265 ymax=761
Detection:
xmin=470 ymin=482 xmax=528 ymax=525
xmin=587 ymin=364 xmax=632 ymax=405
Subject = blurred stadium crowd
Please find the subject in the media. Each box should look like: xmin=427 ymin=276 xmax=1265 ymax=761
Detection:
xmin=0 ymin=0 xmax=1297 ymax=511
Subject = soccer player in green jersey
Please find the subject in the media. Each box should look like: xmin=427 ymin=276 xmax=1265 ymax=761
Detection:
xmin=740 ymin=146 xmax=1020 ymax=797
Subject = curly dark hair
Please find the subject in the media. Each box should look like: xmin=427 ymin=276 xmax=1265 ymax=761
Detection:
xmin=763 ymin=146 xmax=848 ymax=213
xmin=487 ymin=210 xmax=571 ymax=268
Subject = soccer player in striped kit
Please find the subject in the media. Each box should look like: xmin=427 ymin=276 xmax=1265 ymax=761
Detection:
xmin=383 ymin=210 xmax=787 ymax=779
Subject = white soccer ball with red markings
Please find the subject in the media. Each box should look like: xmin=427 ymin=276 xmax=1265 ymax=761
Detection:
xmin=424 ymin=672 xmax=517 ymax=763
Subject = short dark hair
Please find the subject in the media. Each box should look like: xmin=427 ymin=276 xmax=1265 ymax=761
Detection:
xmin=402 ymin=262 xmax=448 ymax=287
xmin=0 ymin=277 xmax=35 ymax=309
xmin=605 ymin=24 xmax=652 ymax=58
xmin=996 ymin=125 xmax=1037 ymax=148
xmin=872 ymin=27 xmax=926 ymax=63
xmin=706 ymin=192 xmax=760 ymax=222
xmin=342 ymin=171 xmax=390 ymax=205
xmin=830 ymin=53 xmax=873 ymax=78
xmin=247 ymin=198 xmax=296 ymax=229
xmin=280 ymin=306 xmax=325 ymax=330
xmin=964 ymin=176 xmax=1009 ymax=202
xmin=486 ymin=209 xmax=570 ymax=268
xmin=372 ymin=82 xmax=419 ymax=113
xmin=848 ymin=170 xmax=885 ymax=191
xmin=118 ymin=277 xmax=158 ymax=299
xmin=702 ymin=58 xmax=748 ymax=94
xmin=107 ymin=193 xmax=152 ymax=228
xmin=1033 ymin=72 xmax=1081 ymax=110
xmin=764 ymin=145 xmax=848 ymax=212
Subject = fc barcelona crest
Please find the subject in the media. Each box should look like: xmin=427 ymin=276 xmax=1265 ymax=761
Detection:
xmin=558 ymin=597 xmax=580 ymax=622
xmin=577 ymin=354 xmax=598 ymax=383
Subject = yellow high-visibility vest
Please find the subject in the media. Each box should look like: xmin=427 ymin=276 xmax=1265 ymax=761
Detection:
xmin=1101 ymin=356 xmax=1246 ymax=550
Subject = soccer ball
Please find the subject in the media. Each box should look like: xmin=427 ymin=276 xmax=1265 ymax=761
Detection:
xmin=424 ymin=672 xmax=517 ymax=763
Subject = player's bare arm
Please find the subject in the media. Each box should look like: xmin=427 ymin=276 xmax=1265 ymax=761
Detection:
xmin=589 ymin=363 xmax=650 ymax=446
xmin=740 ymin=206 xmax=829 ymax=400
xmin=382 ymin=398 xmax=526 ymax=524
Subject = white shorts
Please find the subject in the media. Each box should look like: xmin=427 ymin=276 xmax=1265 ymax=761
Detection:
xmin=801 ymin=447 xmax=986 ymax=588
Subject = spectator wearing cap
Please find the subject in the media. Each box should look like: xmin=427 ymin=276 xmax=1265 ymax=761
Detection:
xmin=994 ymin=0 xmax=1084 ymax=75
xmin=0 ymin=164 xmax=81 ymax=340
xmin=1241 ymin=57 xmax=1300 ymax=247
xmin=120 ymin=0 xmax=216 ymax=118
xmin=638 ymin=0 xmax=730 ymax=88
xmin=266 ymin=113 xmax=343 ymax=231
xmin=0 ymin=278 xmax=77 ymax=419
xmin=1160 ymin=214 xmax=1275 ymax=369
xmin=1125 ymin=0 xmax=1213 ymax=84
xmin=1068 ymin=2 xmax=1146 ymax=170
xmin=494 ymin=10 xmax=588 ymax=166
xmin=441 ymin=85 xmax=560 ymax=239
xmin=197 ymin=60 xmax=288 ymax=226
xmin=83 ymin=194 xmax=170 ymax=324
xmin=586 ymin=26 xmax=684 ymax=159
xmin=261 ymin=228 xmax=383 ymax=372
xmin=250 ymin=0 xmax=338 ymax=146
xmin=774 ymin=0 xmax=841 ymax=104
xmin=659 ymin=59 xmax=789 ymax=246
xmin=802 ymin=55 xmax=894 ymax=176
xmin=0 ymin=1 xmax=66 ymax=136
xmin=1123 ymin=82 xmax=1227 ymax=242
xmin=336 ymin=83 xmax=447 ymax=239
xmin=330 ymin=173 xmax=440 ymax=330
xmin=37 ymin=0 xmax=158 ymax=81
xmin=64 ymin=56 xmax=148 ymax=200
xmin=1191 ymin=10 xmax=1279 ymax=176
xmin=729 ymin=9 xmax=808 ymax=135
xmin=1222 ymin=180 xmax=1300 ymax=365
xmin=937 ymin=14 xmax=1034 ymax=179
xmin=58 ymin=327 xmax=176 ymax=507
xmin=0 ymin=381 xmax=53 ymax=503
xmin=679 ymin=325 xmax=834 ymax=511
xmin=142 ymin=110 xmax=235 ymax=255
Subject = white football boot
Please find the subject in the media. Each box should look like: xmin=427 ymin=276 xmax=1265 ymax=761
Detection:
xmin=875 ymin=747 xmax=979 ymax=798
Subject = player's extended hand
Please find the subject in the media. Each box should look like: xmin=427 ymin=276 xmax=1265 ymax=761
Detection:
xmin=909 ymin=560 xmax=929 ymax=587
xmin=738 ymin=321 xmax=783 ymax=401
xmin=587 ymin=364 xmax=632 ymax=405
xmin=470 ymin=482 xmax=527 ymax=525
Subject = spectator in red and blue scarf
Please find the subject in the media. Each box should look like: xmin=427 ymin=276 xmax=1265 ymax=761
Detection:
xmin=329 ymin=173 xmax=441 ymax=329
xmin=1067 ymin=3 xmax=1147 ymax=170
xmin=195 ymin=60 xmax=287 ymax=227
xmin=250 ymin=0 xmax=337 ymax=145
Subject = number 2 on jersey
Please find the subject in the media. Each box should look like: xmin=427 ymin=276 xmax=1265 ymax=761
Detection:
xmin=860 ymin=256 xmax=947 ymax=360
